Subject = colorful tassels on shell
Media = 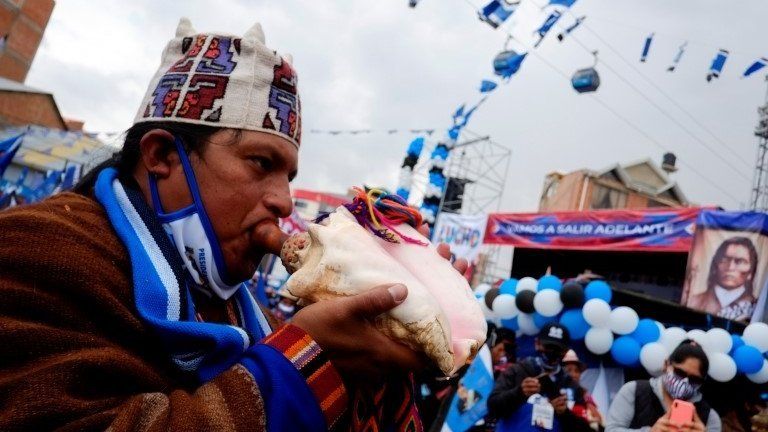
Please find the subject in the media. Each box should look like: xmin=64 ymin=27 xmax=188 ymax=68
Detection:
xmin=318 ymin=187 xmax=428 ymax=246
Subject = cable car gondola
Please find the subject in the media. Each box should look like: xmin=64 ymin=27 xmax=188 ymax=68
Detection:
xmin=493 ymin=37 xmax=527 ymax=79
xmin=571 ymin=50 xmax=600 ymax=93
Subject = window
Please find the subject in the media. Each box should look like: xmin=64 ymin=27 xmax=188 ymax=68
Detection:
xmin=590 ymin=185 xmax=627 ymax=209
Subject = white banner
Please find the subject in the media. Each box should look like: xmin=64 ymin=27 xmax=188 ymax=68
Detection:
xmin=433 ymin=213 xmax=488 ymax=263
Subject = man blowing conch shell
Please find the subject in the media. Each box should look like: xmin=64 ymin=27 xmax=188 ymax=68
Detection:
xmin=0 ymin=18 xmax=484 ymax=432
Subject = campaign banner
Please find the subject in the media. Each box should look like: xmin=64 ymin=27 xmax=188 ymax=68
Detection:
xmin=433 ymin=213 xmax=488 ymax=262
xmin=441 ymin=346 xmax=493 ymax=432
xmin=681 ymin=210 xmax=768 ymax=323
xmin=484 ymin=208 xmax=701 ymax=252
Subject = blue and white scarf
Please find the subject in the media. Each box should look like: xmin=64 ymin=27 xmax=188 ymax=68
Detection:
xmin=95 ymin=167 xmax=273 ymax=382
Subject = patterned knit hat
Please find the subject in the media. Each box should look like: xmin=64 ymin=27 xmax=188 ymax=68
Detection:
xmin=134 ymin=18 xmax=301 ymax=148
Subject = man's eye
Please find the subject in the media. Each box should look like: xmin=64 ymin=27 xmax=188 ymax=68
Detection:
xmin=252 ymin=157 xmax=273 ymax=171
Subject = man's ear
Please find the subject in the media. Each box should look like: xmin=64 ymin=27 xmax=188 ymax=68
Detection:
xmin=138 ymin=129 xmax=177 ymax=179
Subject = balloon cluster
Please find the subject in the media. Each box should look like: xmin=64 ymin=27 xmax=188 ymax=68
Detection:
xmin=475 ymin=276 xmax=768 ymax=384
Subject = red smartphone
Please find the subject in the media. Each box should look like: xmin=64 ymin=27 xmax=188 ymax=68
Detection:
xmin=669 ymin=399 xmax=695 ymax=425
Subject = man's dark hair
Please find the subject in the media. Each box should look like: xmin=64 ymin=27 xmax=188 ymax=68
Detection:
xmin=707 ymin=236 xmax=758 ymax=292
xmin=74 ymin=121 xmax=239 ymax=194
xmin=669 ymin=339 xmax=709 ymax=377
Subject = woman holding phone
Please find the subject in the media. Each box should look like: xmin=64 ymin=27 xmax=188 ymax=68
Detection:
xmin=605 ymin=340 xmax=721 ymax=432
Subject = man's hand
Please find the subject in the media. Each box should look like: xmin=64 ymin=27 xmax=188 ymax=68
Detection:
xmin=550 ymin=395 xmax=567 ymax=415
xmin=520 ymin=377 xmax=541 ymax=397
xmin=291 ymin=283 xmax=427 ymax=380
xmin=417 ymin=223 xmax=469 ymax=274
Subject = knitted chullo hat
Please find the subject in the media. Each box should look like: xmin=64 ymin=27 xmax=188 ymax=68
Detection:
xmin=134 ymin=18 xmax=301 ymax=149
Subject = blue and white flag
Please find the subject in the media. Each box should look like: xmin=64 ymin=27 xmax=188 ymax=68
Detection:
xmin=548 ymin=0 xmax=577 ymax=7
xmin=479 ymin=79 xmax=498 ymax=93
xmin=440 ymin=346 xmax=493 ymax=432
xmin=59 ymin=164 xmax=81 ymax=191
xmin=706 ymin=49 xmax=729 ymax=82
xmin=557 ymin=15 xmax=585 ymax=42
xmin=640 ymin=33 xmax=654 ymax=62
xmin=534 ymin=11 xmax=562 ymax=47
xmin=667 ymin=41 xmax=687 ymax=72
xmin=743 ymin=57 xmax=768 ymax=78
xmin=452 ymin=104 xmax=466 ymax=125
xmin=0 ymin=134 xmax=23 ymax=178
xmin=479 ymin=0 xmax=520 ymax=29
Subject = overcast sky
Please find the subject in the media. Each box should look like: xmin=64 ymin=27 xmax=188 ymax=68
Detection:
xmin=26 ymin=0 xmax=768 ymax=211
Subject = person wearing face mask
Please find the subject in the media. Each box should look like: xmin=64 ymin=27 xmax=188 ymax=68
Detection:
xmin=605 ymin=340 xmax=722 ymax=432
xmin=0 ymin=19 xmax=469 ymax=432
xmin=487 ymin=323 xmax=593 ymax=432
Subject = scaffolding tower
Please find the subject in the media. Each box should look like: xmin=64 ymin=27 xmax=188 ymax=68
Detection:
xmin=408 ymin=130 xmax=513 ymax=284
xmin=750 ymin=75 xmax=768 ymax=210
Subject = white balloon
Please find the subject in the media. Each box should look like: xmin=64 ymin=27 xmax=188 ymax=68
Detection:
xmin=655 ymin=321 xmax=666 ymax=336
xmin=492 ymin=294 xmax=519 ymax=319
xmin=640 ymin=342 xmax=668 ymax=376
xmin=533 ymin=290 xmax=563 ymax=317
xmin=474 ymin=283 xmax=492 ymax=297
xmin=478 ymin=298 xmax=496 ymax=320
xmin=583 ymin=299 xmax=612 ymax=328
xmin=743 ymin=322 xmax=768 ymax=353
xmin=708 ymin=352 xmax=737 ymax=382
xmin=518 ymin=313 xmax=539 ymax=336
xmin=687 ymin=329 xmax=710 ymax=352
xmin=516 ymin=277 xmax=539 ymax=294
xmin=747 ymin=360 xmax=768 ymax=384
xmin=705 ymin=328 xmax=733 ymax=354
xmin=585 ymin=327 xmax=614 ymax=355
xmin=609 ymin=306 xmax=639 ymax=335
xmin=660 ymin=327 xmax=688 ymax=353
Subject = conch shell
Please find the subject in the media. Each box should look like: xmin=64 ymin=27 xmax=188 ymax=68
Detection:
xmin=280 ymin=195 xmax=487 ymax=375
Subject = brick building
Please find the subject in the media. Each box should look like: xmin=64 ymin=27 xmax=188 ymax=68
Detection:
xmin=0 ymin=0 xmax=55 ymax=83
xmin=538 ymin=157 xmax=689 ymax=211
xmin=0 ymin=76 xmax=65 ymax=128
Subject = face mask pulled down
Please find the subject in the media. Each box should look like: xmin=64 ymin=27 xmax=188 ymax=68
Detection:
xmin=148 ymin=137 xmax=241 ymax=300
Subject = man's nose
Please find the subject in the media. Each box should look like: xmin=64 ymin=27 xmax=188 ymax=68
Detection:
xmin=263 ymin=181 xmax=293 ymax=218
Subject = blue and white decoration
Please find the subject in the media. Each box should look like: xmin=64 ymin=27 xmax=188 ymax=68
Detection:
xmin=478 ymin=275 xmax=768 ymax=384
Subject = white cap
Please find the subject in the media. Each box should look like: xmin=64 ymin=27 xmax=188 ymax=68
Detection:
xmin=135 ymin=18 xmax=301 ymax=149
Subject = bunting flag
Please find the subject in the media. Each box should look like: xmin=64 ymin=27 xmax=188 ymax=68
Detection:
xmin=59 ymin=164 xmax=82 ymax=191
xmin=706 ymin=49 xmax=729 ymax=82
xmin=533 ymin=11 xmax=562 ymax=48
xmin=479 ymin=79 xmax=498 ymax=93
xmin=0 ymin=134 xmax=23 ymax=178
xmin=28 ymin=169 xmax=63 ymax=203
xmin=452 ymin=104 xmax=466 ymax=124
xmin=640 ymin=33 xmax=654 ymax=62
xmin=743 ymin=57 xmax=768 ymax=78
xmin=308 ymin=128 xmax=435 ymax=136
xmin=478 ymin=0 xmax=520 ymax=29
xmin=666 ymin=41 xmax=687 ymax=72
xmin=557 ymin=15 xmax=585 ymax=42
xmin=548 ymin=0 xmax=577 ymax=7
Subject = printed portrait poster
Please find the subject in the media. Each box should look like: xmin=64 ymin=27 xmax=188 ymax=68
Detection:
xmin=681 ymin=210 xmax=768 ymax=323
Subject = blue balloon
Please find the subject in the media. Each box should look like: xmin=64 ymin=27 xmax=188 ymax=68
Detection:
xmin=502 ymin=317 xmax=519 ymax=331
xmin=730 ymin=335 xmax=745 ymax=355
xmin=611 ymin=336 xmax=641 ymax=366
xmin=631 ymin=319 xmax=661 ymax=345
xmin=559 ymin=309 xmax=589 ymax=340
xmin=733 ymin=345 xmax=763 ymax=374
xmin=499 ymin=278 xmax=519 ymax=295
xmin=533 ymin=312 xmax=555 ymax=328
xmin=538 ymin=275 xmax=563 ymax=292
xmin=585 ymin=280 xmax=612 ymax=303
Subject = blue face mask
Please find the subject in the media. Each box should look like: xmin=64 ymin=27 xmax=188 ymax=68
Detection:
xmin=147 ymin=136 xmax=241 ymax=299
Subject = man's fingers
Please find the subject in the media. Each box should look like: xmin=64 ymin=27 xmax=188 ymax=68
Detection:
xmin=453 ymin=258 xmax=469 ymax=274
xmin=417 ymin=223 xmax=431 ymax=238
xmin=347 ymin=284 xmax=408 ymax=319
xmin=437 ymin=243 xmax=451 ymax=260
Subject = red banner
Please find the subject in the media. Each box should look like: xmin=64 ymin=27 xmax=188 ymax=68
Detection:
xmin=484 ymin=208 xmax=702 ymax=252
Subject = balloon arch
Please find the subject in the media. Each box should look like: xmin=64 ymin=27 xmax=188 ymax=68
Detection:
xmin=477 ymin=276 xmax=768 ymax=384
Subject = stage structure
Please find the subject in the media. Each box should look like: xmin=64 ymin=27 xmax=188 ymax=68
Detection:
xmin=407 ymin=130 xmax=513 ymax=284
xmin=750 ymin=75 xmax=768 ymax=210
